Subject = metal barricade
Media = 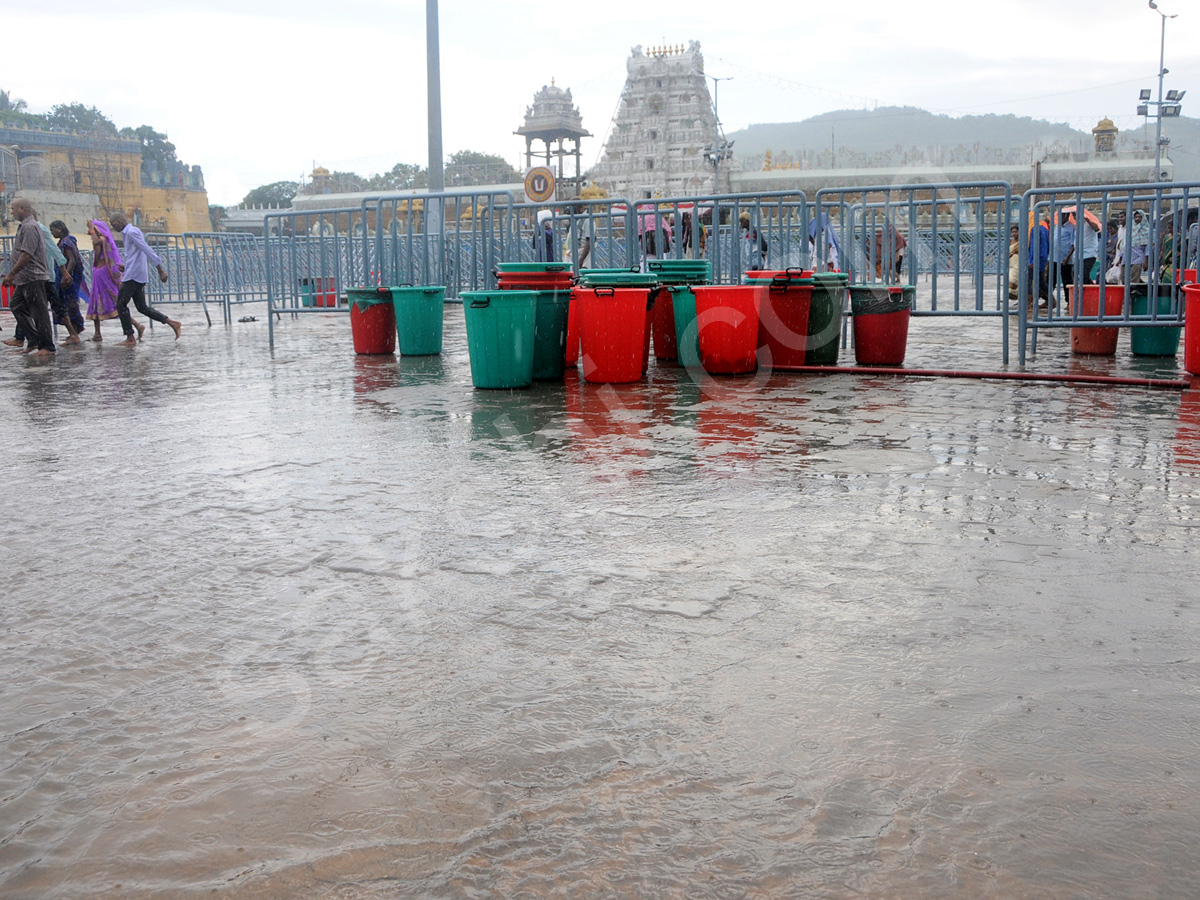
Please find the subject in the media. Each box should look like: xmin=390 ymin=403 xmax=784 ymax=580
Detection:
xmin=1018 ymin=181 xmax=1198 ymax=364
xmin=138 ymin=234 xmax=215 ymax=326
xmin=363 ymin=190 xmax=515 ymax=296
xmin=815 ymin=182 xmax=1013 ymax=360
xmin=264 ymin=208 xmax=372 ymax=345
xmin=604 ymin=192 xmax=811 ymax=282
xmin=517 ymin=198 xmax=637 ymax=275
xmin=182 ymin=232 xmax=269 ymax=325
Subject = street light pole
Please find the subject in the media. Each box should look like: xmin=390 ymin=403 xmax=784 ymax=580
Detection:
xmin=708 ymin=75 xmax=732 ymax=194
xmin=1150 ymin=0 xmax=1177 ymax=181
xmin=426 ymin=0 xmax=444 ymax=242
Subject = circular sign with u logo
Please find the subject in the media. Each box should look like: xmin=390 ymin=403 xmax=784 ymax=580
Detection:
xmin=524 ymin=167 xmax=555 ymax=203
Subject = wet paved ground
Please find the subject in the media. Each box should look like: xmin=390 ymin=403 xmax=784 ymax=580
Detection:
xmin=2 ymin=303 xmax=1199 ymax=899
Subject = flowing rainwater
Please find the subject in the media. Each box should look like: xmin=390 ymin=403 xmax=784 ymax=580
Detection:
xmin=2 ymin=311 xmax=1198 ymax=899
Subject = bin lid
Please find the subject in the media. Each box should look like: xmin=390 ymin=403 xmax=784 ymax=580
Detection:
xmin=346 ymin=286 xmax=393 ymax=310
xmin=810 ymin=272 xmax=849 ymax=284
xmin=647 ymin=260 xmax=711 ymax=272
xmin=495 ymin=262 xmax=571 ymax=273
xmin=578 ymin=272 xmax=661 ymax=287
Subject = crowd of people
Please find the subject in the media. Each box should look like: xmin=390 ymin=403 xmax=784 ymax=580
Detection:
xmin=1 ymin=199 xmax=182 ymax=356
xmin=1011 ymin=205 xmax=1200 ymax=310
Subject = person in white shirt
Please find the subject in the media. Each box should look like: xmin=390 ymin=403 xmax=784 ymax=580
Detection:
xmin=109 ymin=212 xmax=181 ymax=346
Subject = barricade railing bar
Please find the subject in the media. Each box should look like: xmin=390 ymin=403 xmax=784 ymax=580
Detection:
xmin=1017 ymin=181 xmax=1199 ymax=364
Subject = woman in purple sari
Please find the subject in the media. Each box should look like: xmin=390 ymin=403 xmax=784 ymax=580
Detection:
xmin=87 ymin=219 xmax=141 ymax=341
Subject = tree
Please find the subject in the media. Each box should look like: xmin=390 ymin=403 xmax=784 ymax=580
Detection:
xmin=119 ymin=125 xmax=178 ymax=167
xmin=45 ymin=103 xmax=117 ymax=136
xmin=445 ymin=150 xmax=520 ymax=186
xmin=208 ymin=205 xmax=227 ymax=231
xmin=0 ymin=90 xmax=28 ymax=113
xmin=365 ymin=162 xmax=426 ymax=192
xmin=241 ymin=180 xmax=298 ymax=208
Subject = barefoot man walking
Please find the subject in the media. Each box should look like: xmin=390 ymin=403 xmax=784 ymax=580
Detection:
xmin=1 ymin=198 xmax=56 ymax=358
xmin=110 ymin=212 xmax=181 ymax=346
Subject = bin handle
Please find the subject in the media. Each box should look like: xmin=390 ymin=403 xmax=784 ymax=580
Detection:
xmin=594 ymin=287 xmax=615 ymax=297
xmin=423 ymin=288 xmax=441 ymax=295
xmin=469 ymin=298 xmax=490 ymax=308
xmin=647 ymin=284 xmax=665 ymax=309
xmin=785 ymin=266 xmax=805 ymax=276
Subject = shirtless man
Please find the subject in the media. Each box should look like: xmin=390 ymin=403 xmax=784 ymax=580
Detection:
xmin=1 ymin=198 xmax=55 ymax=357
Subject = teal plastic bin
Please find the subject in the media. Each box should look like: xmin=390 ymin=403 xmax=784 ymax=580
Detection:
xmin=461 ymin=291 xmax=537 ymax=389
xmin=392 ymin=286 xmax=444 ymax=356
xmin=669 ymin=285 xmax=701 ymax=368
xmin=807 ymin=273 xmax=849 ymax=365
xmin=532 ymin=290 xmax=571 ymax=380
xmin=1129 ymin=286 xmax=1181 ymax=357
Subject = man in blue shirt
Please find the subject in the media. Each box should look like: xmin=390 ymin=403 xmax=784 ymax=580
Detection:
xmin=109 ymin=212 xmax=181 ymax=346
xmin=1027 ymin=219 xmax=1050 ymax=308
xmin=1053 ymin=211 xmax=1076 ymax=290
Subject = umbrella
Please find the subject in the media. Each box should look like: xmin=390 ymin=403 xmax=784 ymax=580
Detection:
xmin=1061 ymin=206 xmax=1102 ymax=230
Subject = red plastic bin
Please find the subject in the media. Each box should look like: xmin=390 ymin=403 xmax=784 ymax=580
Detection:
xmin=693 ymin=285 xmax=761 ymax=375
xmin=652 ymin=289 xmax=678 ymax=361
xmin=1 ymin=283 xmax=11 ymax=308
xmin=853 ymin=309 xmax=910 ymax=365
xmin=756 ymin=280 xmax=812 ymax=369
xmin=574 ymin=285 xmax=654 ymax=383
xmin=1067 ymin=284 xmax=1124 ymax=355
xmin=348 ymin=288 xmax=397 ymax=355
xmin=1184 ymin=284 xmax=1200 ymax=375
xmin=565 ymin=294 xmax=581 ymax=366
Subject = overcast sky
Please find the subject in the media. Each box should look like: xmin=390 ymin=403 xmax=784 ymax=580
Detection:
xmin=6 ymin=0 xmax=1200 ymax=205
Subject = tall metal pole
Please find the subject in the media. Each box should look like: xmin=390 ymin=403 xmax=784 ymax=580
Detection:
xmin=1154 ymin=9 xmax=1166 ymax=180
xmin=426 ymin=0 xmax=444 ymax=195
xmin=426 ymin=0 xmax=444 ymax=229
xmin=708 ymin=75 xmax=732 ymax=194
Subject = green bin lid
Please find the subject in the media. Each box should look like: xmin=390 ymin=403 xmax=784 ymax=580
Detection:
xmin=810 ymin=272 xmax=850 ymax=284
xmin=346 ymin=286 xmax=393 ymax=310
xmin=578 ymin=272 xmax=661 ymax=287
xmin=647 ymin=260 xmax=711 ymax=270
xmin=495 ymin=262 xmax=571 ymax=274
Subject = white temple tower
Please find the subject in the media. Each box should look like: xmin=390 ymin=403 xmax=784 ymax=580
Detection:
xmin=588 ymin=41 xmax=733 ymax=199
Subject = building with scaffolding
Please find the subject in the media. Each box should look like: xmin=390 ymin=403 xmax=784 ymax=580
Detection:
xmin=0 ymin=124 xmax=210 ymax=236
xmin=588 ymin=42 xmax=732 ymax=200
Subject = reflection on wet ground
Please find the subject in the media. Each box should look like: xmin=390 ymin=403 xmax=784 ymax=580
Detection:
xmin=2 ymin=308 xmax=1199 ymax=899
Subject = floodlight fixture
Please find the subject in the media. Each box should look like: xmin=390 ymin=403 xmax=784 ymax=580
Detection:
xmin=1140 ymin=88 xmax=1153 ymax=100
xmin=1138 ymin=104 xmax=1150 ymax=116
xmin=1167 ymin=89 xmax=1179 ymax=101
xmin=1162 ymin=104 xmax=1182 ymax=117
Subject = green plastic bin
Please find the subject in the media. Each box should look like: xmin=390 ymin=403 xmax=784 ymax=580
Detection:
xmin=1129 ymin=286 xmax=1181 ymax=357
xmin=461 ymin=290 xmax=537 ymax=389
xmin=807 ymin=273 xmax=849 ymax=365
xmin=669 ymin=285 xmax=701 ymax=368
xmin=392 ymin=285 xmax=445 ymax=356
xmin=532 ymin=289 xmax=571 ymax=380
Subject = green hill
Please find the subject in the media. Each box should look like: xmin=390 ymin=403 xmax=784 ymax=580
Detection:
xmin=726 ymin=106 xmax=1200 ymax=182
